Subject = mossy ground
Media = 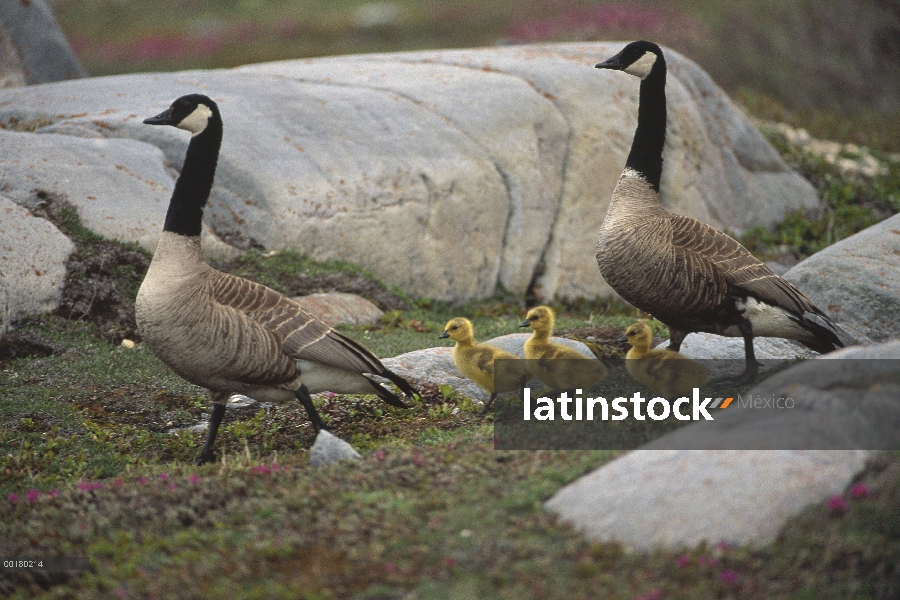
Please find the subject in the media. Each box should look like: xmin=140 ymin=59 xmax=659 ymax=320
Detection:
xmin=2 ymin=226 xmax=898 ymax=597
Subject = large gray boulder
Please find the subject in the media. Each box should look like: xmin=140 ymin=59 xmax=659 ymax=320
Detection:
xmin=0 ymin=0 xmax=86 ymax=86
xmin=544 ymin=341 xmax=900 ymax=550
xmin=0 ymin=43 xmax=818 ymax=302
xmin=784 ymin=212 xmax=900 ymax=343
xmin=0 ymin=195 xmax=74 ymax=325
xmin=545 ymin=449 xmax=870 ymax=550
xmin=0 ymin=129 xmax=238 ymax=262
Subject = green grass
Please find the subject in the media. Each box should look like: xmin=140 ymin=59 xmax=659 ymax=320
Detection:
xmin=2 ymin=239 xmax=898 ymax=597
xmin=739 ymin=128 xmax=900 ymax=261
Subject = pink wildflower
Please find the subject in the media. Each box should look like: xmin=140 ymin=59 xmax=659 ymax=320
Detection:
xmin=675 ymin=554 xmax=690 ymax=567
xmin=443 ymin=556 xmax=457 ymax=568
xmin=25 ymin=489 xmax=41 ymax=503
xmin=719 ymin=569 xmax=738 ymax=584
xmin=158 ymin=473 xmax=168 ymax=482
xmin=827 ymin=494 xmax=848 ymax=515
xmin=114 ymin=586 xmax=127 ymax=599
xmin=8 ymin=493 xmax=18 ymax=504
xmin=113 ymin=478 xmax=123 ymax=488
xmin=850 ymin=483 xmax=870 ymax=499
xmin=384 ymin=561 xmax=397 ymax=573
xmin=168 ymin=484 xmax=177 ymax=491
xmin=374 ymin=451 xmax=384 ymax=460
xmin=715 ymin=540 xmax=729 ymax=552
xmin=46 ymin=489 xmax=59 ymax=497
xmin=190 ymin=474 xmax=200 ymax=485
xmin=137 ymin=477 xmax=147 ymax=485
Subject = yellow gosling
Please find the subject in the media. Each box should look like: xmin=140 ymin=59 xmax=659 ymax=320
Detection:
xmin=439 ymin=317 xmax=528 ymax=414
xmin=519 ymin=306 xmax=607 ymax=392
xmin=619 ymin=321 xmax=711 ymax=398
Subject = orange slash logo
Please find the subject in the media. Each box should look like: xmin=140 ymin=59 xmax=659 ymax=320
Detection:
xmin=710 ymin=397 xmax=733 ymax=409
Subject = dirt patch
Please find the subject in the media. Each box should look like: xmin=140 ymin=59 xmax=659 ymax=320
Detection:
xmin=30 ymin=191 xmax=150 ymax=345
xmin=0 ymin=330 xmax=65 ymax=365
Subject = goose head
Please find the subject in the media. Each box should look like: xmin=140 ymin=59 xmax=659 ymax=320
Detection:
xmin=144 ymin=94 xmax=220 ymax=136
xmin=596 ymin=40 xmax=663 ymax=80
xmin=519 ymin=305 xmax=555 ymax=335
xmin=617 ymin=321 xmax=654 ymax=350
xmin=439 ymin=317 xmax=475 ymax=343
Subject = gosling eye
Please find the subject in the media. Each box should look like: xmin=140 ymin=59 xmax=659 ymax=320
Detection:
xmin=626 ymin=331 xmax=634 ymax=337
xmin=450 ymin=325 xmax=458 ymax=331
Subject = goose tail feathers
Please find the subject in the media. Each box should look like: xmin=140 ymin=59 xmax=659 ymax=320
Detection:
xmin=365 ymin=375 xmax=414 ymax=408
xmin=787 ymin=312 xmax=845 ymax=354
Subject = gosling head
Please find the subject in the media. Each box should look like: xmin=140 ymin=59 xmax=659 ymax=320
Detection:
xmin=144 ymin=93 xmax=220 ymax=136
xmin=595 ymin=40 xmax=664 ymax=80
xmin=439 ymin=317 xmax=475 ymax=344
xmin=519 ymin=305 xmax=555 ymax=334
xmin=617 ymin=321 xmax=654 ymax=351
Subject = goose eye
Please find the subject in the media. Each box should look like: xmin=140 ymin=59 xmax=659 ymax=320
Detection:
xmin=450 ymin=325 xmax=458 ymax=330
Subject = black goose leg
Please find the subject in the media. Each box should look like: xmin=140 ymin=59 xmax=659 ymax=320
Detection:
xmin=196 ymin=396 xmax=227 ymax=465
xmin=732 ymin=320 xmax=761 ymax=386
xmin=667 ymin=328 xmax=688 ymax=352
xmin=478 ymin=393 xmax=498 ymax=416
xmin=295 ymin=384 xmax=327 ymax=433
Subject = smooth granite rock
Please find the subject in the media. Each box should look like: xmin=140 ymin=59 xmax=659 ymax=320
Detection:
xmin=784 ymin=212 xmax=900 ymax=343
xmin=0 ymin=195 xmax=74 ymax=324
xmin=0 ymin=42 xmax=819 ymax=302
xmin=545 ymin=449 xmax=871 ymax=550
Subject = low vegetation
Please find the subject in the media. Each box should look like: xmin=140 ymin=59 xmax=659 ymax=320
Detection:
xmin=2 ymin=203 xmax=899 ymax=596
xmin=6 ymin=2 xmax=899 ymax=594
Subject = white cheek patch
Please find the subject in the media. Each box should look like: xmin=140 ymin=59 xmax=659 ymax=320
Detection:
xmin=624 ymin=52 xmax=658 ymax=79
xmin=177 ymin=104 xmax=213 ymax=136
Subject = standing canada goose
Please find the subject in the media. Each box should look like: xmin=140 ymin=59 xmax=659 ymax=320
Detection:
xmin=137 ymin=94 xmax=416 ymax=465
xmin=595 ymin=41 xmax=843 ymax=384
xmin=438 ymin=317 xmax=529 ymax=415
xmin=519 ymin=306 xmax=607 ymax=392
xmin=618 ymin=321 xmax=710 ymax=398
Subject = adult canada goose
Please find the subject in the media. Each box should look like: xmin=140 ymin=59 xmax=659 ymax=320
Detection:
xmin=618 ymin=321 xmax=710 ymax=398
xmin=519 ymin=306 xmax=608 ymax=392
xmin=438 ymin=317 xmax=529 ymax=415
xmin=137 ymin=94 xmax=416 ymax=465
xmin=594 ymin=41 xmax=843 ymax=384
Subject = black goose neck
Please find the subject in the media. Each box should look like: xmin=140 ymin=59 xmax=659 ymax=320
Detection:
xmin=624 ymin=59 xmax=666 ymax=192
xmin=163 ymin=117 xmax=223 ymax=237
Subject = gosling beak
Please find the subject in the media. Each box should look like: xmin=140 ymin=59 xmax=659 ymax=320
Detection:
xmin=519 ymin=320 xmax=531 ymax=328
xmin=438 ymin=330 xmax=449 ymax=339
xmin=143 ymin=108 xmax=176 ymax=126
xmin=617 ymin=335 xmax=628 ymax=343
xmin=595 ymin=53 xmax=624 ymax=70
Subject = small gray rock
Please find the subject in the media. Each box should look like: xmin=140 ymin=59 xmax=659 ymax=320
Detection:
xmin=292 ymin=292 xmax=383 ymax=326
xmin=309 ymin=430 xmax=361 ymax=467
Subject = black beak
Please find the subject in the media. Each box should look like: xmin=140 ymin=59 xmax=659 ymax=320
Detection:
xmin=438 ymin=331 xmax=449 ymax=339
xmin=519 ymin=320 xmax=531 ymax=328
xmin=143 ymin=108 xmax=176 ymax=126
xmin=617 ymin=335 xmax=628 ymax=343
xmin=596 ymin=53 xmax=624 ymax=70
